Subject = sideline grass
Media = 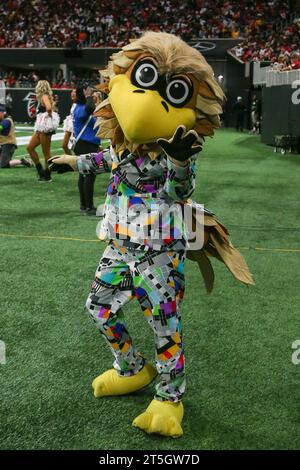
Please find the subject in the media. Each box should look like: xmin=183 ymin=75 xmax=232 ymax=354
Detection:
xmin=0 ymin=129 xmax=300 ymax=450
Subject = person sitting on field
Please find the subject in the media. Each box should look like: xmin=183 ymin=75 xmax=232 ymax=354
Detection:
xmin=0 ymin=104 xmax=31 ymax=169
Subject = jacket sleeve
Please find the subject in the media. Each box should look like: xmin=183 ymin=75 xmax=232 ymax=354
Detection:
xmin=164 ymin=155 xmax=197 ymax=201
xmin=85 ymin=97 xmax=96 ymax=116
xmin=77 ymin=149 xmax=112 ymax=175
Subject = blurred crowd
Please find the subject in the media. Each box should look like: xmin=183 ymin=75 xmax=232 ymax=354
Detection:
xmin=231 ymin=11 xmax=300 ymax=65
xmin=1 ymin=0 xmax=299 ymax=69
xmin=0 ymin=0 xmax=296 ymax=48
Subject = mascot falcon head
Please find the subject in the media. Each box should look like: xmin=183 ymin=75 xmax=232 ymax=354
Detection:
xmin=95 ymin=32 xmax=225 ymax=158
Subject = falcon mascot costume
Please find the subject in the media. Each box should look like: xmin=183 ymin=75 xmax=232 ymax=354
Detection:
xmin=50 ymin=32 xmax=253 ymax=438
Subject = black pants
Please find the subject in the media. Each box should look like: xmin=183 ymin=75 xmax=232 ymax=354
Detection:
xmin=0 ymin=144 xmax=16 ymax=168
xmin=74 ymin=140 xmax=99 ymax=210
xmin=236 ymin=113 xmax=244 ymax=132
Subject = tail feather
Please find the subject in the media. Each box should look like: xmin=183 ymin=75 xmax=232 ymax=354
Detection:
xmin=187 ymin=210 xmax=254 ymax=292
xmin=186 ymin=249 xmax=215 ymax=293
xmin=209 ymin=232 xmax=255 ymax=286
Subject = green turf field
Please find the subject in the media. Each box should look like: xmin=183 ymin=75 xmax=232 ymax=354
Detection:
xmin=0 ymin=129 xmax=300 ymax=450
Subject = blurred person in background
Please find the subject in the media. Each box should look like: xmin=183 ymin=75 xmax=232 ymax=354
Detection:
xmin=0 ymin=104 xmax=31 ymax=169
xmin=281 ymin=51 xmax=300 ymax=70
xmin=5 ymin=92 xmax=13 ymax=116
xmin=62 ymin=88 xmax=77 ymax=155
xmin=73 ymin=86 xmax=101 ymax=216
xmin=232 ymin=96 xmax=246 ymax=132
xmin=92 ymin=90 xmax=102 ymax=106
xmin=250 ymin=94 xmax=260 ymax=134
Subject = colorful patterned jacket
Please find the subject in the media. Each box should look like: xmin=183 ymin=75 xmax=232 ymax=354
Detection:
xmin=77 ymin=147 xmax=197 ymax=251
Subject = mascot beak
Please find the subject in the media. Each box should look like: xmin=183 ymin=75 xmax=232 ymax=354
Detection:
xmin=108 ymin=74 xmax=196 ymax=144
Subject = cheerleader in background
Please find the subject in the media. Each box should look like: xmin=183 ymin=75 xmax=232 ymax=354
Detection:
xmin=27 ymin=80 xmax=59 ymax=182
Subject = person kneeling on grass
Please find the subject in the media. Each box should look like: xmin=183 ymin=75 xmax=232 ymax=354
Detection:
xmin=0 ymin=105 xmax=32 ymax=169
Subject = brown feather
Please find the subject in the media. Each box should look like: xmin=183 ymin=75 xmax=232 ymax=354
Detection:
xmin=209 ymin=233 xmax=255 ymax=286
xmin=123 ymin=50 xmax=143 ymax=60
xmin=198 ymin=81 xmax=218 ymax=100
xmin=94 ymin=104 xmax=115 ymax=119
xmin=112 ymin=125 xmax=124 ymax=146
xmin=95 ymin=82 xmax=109 ymax=94
xmin=186 ymin=249 xmax=214 ymax=293
xmin=113 ymin=64 xmax=126 ymax=75
xmin=196 ymin=95 xmax=223 ymax=116
xmin=194 ymin=119 xmax=215 ymax=136
xmin=187 ymin=208 xmax=254 ymax=290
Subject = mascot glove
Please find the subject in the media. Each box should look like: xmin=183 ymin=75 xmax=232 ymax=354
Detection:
xmin=157 ymin=125 xmax=203 ymax=164
xmin=48 ymin=155 xmax=78 ymax=173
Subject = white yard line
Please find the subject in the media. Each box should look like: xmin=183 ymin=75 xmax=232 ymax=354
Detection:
xmin=16 ymin=150 xmax=65 ymax=158
xmin=15 ymin=126 xmax=35 ymax=131
xmin=15 ymin=126 xmax=64 ymax=131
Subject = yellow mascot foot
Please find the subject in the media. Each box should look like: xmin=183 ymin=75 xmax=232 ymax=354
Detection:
xmin=132 ymin=399 xmax=184 ymax=438
xmin=92 ymin=364 xmax=157 ymax=398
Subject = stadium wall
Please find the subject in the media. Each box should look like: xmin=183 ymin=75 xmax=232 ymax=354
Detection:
xmin=224 ymin=55 xmax=251 ymax=128
xmin=2 ymin=41 xmax=245 ymax=124
xmin=6 ymin=88 xmax=71 ymax=123
xmin=261 ymin=85 xmax=300 ymax=145
xmin=0 ymin=40 xmax=241 ymax=67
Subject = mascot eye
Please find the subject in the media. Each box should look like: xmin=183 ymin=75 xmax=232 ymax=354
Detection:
xmin=132 ymin=61 xmax=158 ymax=88
xmin=165 ymin=79 xmax=192 ymax=106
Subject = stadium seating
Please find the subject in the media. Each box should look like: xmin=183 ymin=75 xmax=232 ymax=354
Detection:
xmin=1 ymin=0 xmax=299 ymax=89
xmin=231 ymin=14 xmax=300 ymax=64
xmin=0 ymin=0 xmax=297 ymax=49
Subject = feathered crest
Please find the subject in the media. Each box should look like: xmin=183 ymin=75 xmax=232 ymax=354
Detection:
xmin=95 ymin=32 xmax=225 ymax=157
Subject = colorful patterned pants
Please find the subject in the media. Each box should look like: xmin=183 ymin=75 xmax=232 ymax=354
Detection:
xmin=86 ymin=241 xmax=186 ymax=402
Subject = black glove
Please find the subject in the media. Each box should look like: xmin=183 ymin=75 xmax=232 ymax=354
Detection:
xmin=49 ymin=162 xmax=74 ymax=173
xmin=48 ymin=156 xmax=75 ymax=173
xmin=157 ymin=125 xmax=203 ymax=162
